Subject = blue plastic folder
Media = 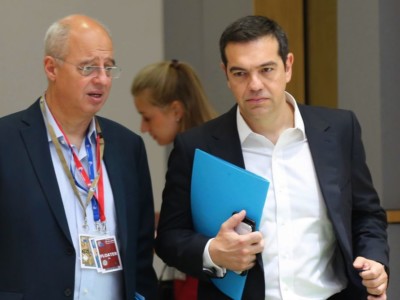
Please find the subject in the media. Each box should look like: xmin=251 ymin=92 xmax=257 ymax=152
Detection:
xmin=191 ymin=149 xmax=269 ymax=300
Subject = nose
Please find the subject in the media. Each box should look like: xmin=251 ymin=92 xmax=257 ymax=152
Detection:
xmin=141 ymin=120 xmax=149 ymax=133
xmin=92 ymin=68 xmax=111 ymax=84
xmin=248 ymin=73 xmax=263 ymax=91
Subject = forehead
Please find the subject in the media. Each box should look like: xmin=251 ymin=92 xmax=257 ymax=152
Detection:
xmin=135 ymin=90 xmax=158 ymax=110
xmin=225 ymin=36 xmax=281 ymax=68
xmin=66 ymin=26 xmax=114 ymax=61
xmin=135 ymin=89 xmax=156 ymax=104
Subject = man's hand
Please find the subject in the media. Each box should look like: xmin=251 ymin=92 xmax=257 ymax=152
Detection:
xmin=209 ymin=210 xmax=264 ymax=273
xmin=353 ymin=256 xmax=388 ymax=299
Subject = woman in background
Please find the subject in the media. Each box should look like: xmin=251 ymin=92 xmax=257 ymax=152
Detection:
xmin=132 ymin=59 xmax=216 ymax=146
xmin=131 ymin=59 xmax=217 ymax=300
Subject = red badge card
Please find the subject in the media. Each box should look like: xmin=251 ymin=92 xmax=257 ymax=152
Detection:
xmin=92 ymin=236 xmax=123 ymax=273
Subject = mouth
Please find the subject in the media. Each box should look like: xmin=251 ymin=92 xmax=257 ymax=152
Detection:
xmin=88 ymin=92 xmax=103 ymax=99
xmin=246 ymin=97 xmax=269 ymax=103
xmin=87 ymin=90 xmax=106 ymax=103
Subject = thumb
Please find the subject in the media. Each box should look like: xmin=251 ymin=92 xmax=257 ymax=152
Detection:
xmin=222 ymin=210 xmax=246 ymax=231
xmin=353 ymin=256 xmax=370 ymax=271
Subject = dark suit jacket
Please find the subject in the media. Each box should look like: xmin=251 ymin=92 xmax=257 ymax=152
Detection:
xmin=155 ymin=104 xmax=389 ymax=300
xmin=0 ymin=99 xmax=158 ymax=300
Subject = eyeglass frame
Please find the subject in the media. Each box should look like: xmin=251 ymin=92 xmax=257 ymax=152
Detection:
xmin=53 ymin=57 xmax=122 ymax=79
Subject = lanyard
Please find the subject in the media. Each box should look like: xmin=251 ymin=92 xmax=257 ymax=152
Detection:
xmin=70 ymin=135 xmax=105 ymax=228
xmin=40 ymin=98 xmax=106 ymax=232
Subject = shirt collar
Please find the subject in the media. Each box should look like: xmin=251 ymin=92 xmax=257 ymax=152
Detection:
xmin=42 ymin=96 xmax=97 ymax=144
xmin=237 ymin=91 xmax=306 ymax=144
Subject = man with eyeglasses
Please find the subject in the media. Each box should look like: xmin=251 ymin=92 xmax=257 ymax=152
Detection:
xmin=0 ymin=14 xmax=157 ymax=299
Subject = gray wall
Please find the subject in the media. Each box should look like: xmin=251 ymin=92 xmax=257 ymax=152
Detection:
xmin=338 ymin=0 xmax=399 ymax=297
xmin=379 ymin=6 xmax=400 ymax=295
xmin=164 ymin=0 xmax=253 ymax=114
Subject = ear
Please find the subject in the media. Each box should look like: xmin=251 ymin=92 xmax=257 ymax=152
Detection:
xmin=220 ymin=62 xmax=228 ymax=77
xmin=170 ymin=100 xmax=184 ymax=121
xmin=220 ymin=62 xmax=231 ymax=89
xmin=285 ymin=53 xmax=294 ymax=83
xmin=44 ymin=56 xmax=58 ymax=81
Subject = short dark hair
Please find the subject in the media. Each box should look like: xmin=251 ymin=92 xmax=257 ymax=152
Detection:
xmin=219 ymin=15 xmax=289 ymax=67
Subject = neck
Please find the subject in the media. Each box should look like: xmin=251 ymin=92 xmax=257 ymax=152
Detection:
xmin=58 ymin=118 xmax=91 ymax=148
xmin=248 ymin=101 xmax=294 ymax=145
xmin=45 ymin=93 xmax=92 ymax=148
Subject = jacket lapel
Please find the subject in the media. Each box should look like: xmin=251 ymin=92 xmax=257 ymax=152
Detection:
xmin=299 ymin=106 xmax=343 ymax=220
xmin=20 ymin=100 xmax=72 ymax=243
xmin=207 ymin=105 xmax=264 ymax=276
xmin=208 ymin=105 xmax=245 ymax=168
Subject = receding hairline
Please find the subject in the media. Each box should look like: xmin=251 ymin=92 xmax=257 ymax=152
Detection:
xmin=61 ymin=14 xmax=111 ymax=34
xmin=44 ymin=14 xmax=112 ymax=58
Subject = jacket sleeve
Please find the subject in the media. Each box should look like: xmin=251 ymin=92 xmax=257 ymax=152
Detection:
xmin=349 ymin=111 xmax=389 ymax=269
xmin=155 ymin=135 xmax=210 ymax=280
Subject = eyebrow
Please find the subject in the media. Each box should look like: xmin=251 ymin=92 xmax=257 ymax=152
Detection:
xmin=81 ymin=57 xmax=116 ymax=66
xmin=228 ymin=61 xmax=278 ymax=73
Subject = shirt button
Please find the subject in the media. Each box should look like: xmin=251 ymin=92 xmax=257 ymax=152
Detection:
xmin=64 ymin=288 xmax=73 ymax=297
xmin=83 ymin=288 xmax=88 ymax=294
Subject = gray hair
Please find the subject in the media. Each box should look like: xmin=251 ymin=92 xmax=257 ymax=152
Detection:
xmin=44 ymin=15 xmax=112 ymax=59
xmin=44 ymin=20 xmax=70 ymax=59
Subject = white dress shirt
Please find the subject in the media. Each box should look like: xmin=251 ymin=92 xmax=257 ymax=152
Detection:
xmin=42 ymin=99 xmax=123 ymax=300
xmin=237 ymin=92 xmax=347 ymax=299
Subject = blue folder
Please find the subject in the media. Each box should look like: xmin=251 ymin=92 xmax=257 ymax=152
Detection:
xmin=191 ymin=149 xmax=269 ymax=300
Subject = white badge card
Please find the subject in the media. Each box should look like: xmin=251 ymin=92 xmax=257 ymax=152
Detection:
xmin=79 ymin=234 xmax=97 ymax=269
xmin=90 ymin=236 xmax=123 ymax=273
xmin=89 ymin=237 xmax=103 ymax=271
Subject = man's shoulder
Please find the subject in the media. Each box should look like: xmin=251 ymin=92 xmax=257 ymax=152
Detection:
xmin=299 ymin=103 xmax=350 ymax=114
xmin=96 ymin=116 xmax=139 ymax=137
xmin=299 ymin=103 xmax=355 ymax=123
xmin=0 ymin=100 xmax=41 ymax=130
xmin=181 ymin=105 xmax=236 ymax=138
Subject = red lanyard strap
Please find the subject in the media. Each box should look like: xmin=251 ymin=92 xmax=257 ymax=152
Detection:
xmin=40 ymin=98 xmax=105 ymax=230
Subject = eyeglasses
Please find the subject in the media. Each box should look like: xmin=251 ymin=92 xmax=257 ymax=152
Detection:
xmin=54 ymin=57 xmax=122 ymax=79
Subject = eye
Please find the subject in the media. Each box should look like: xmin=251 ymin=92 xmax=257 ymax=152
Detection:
xmin=104 ymin=66 xmax=117 ymax=76
xmin=231 ymin=71 xmax=247 ymax=78
xmin=80 ymin=66 xmax=97 ymax=76
xmin=261 ymin=67 xmax=274 ymax=73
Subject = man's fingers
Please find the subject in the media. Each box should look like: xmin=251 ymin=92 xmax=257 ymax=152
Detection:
xmin=367 ymin=291 xmax=387 ymax=300
xmin=353 ymin=256 xmax=370 ymax=271
xmin=221 ymin=210 xmax=246 ymax=231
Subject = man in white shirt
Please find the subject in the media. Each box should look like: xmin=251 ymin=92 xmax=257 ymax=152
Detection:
xmin=156 ymin=15 xmax=389 ymax=299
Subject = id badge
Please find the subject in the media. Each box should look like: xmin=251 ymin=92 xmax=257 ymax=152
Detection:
xmin=90 ymin=235 xmax=123 ymax=273
xmin=79 ymin=234 xmax=97 ymax=269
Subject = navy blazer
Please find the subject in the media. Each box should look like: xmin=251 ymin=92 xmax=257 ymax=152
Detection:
xmin=156 ymin=104 xmax=389 ymax=300
xmin=0 ymin=99 xmax=158 ymax=300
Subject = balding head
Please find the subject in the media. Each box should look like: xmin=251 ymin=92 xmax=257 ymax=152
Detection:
xmin=44 ymin=14 xmax=112 ymax=60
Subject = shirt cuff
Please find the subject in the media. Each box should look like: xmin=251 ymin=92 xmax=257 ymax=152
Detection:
xmin=202 ymin=238 xmax=226 ymax=278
